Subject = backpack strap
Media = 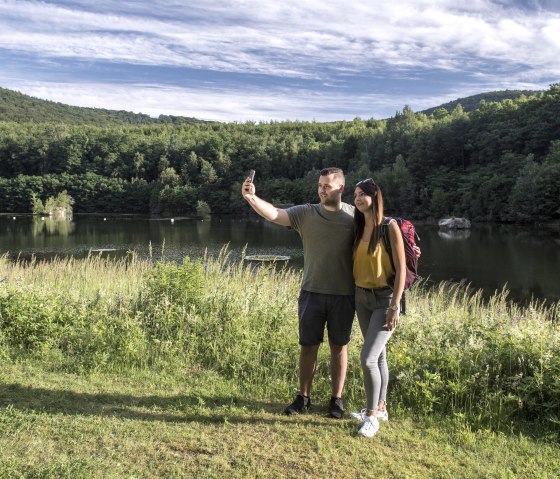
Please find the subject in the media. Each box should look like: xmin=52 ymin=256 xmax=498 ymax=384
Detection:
xmin=381 ymin=216 xmax=395 ymax=270
xmin=381 ymin=216 xmax=407 ymax=314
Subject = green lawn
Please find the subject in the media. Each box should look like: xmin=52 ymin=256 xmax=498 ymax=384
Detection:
xmin=1 ymin=362 xmax=558 ymax=479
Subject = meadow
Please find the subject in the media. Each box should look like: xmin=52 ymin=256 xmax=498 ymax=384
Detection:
xmin=0 ymin=250 xmax=559 ymax=478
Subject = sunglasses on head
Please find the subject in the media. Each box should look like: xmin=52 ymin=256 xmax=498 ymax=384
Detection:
xmin=356 ymin=178 xmax=377 ymax=187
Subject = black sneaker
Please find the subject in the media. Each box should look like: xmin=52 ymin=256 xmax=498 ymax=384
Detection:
xmin=284 ymin=394 xmax=311 ymax=415
xmin=328 ymin=396 xmax=344 ymax=419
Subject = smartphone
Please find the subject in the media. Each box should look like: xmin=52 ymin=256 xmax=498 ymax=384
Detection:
xmin=248 ymin=169 xmax=255 ymax=182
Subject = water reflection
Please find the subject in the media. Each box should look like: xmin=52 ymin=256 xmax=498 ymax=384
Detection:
xmin=0 ymin=215 xmax=559 ymax=304
xmin=32 ymin=217 xmax=75 ymax=237
xmin=438 ymin=229 xmax=471 ymax=240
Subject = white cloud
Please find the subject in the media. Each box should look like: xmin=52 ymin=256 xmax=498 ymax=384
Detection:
xmin=0 ymin=0 xmax=558 ymax=121
xmin=3 ymin=81 xmax=394 ymax=121
xmin=2 ymin=0 xmax=559 ymax=75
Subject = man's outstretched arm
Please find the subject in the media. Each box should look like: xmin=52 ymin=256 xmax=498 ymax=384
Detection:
xmin=241 ymin=177 xmax=291 ymax=227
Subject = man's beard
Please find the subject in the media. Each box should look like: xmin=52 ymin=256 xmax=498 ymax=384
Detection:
xmin=321 ymin=195 xmax=340 ymax=208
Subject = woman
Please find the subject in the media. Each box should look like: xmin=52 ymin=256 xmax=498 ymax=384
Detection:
xmin=351 ymin=178 xmax=406 ymax=438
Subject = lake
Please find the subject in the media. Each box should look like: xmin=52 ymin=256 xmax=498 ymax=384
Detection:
xmin=1 ymin=215 xmax=559 ymax=305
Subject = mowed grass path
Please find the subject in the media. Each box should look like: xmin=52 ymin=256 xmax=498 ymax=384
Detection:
xmin=1 ymin=363 xmax=558 ymax=479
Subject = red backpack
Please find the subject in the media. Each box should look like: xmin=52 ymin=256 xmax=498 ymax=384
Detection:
xmin=381 ymin=217 xmax=421 ymax=313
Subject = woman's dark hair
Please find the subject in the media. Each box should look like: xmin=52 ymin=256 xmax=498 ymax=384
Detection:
xmin=353 ymin=178 xmax=384 ymax=255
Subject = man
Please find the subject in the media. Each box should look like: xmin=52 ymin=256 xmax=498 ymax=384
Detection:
xmin=241 ymin=167 xmax=355 ymax=418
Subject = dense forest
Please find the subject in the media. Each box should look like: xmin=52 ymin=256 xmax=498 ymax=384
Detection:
xmin=0 ymin=87 xmax=205 ymax=126
xmin=0 ymin=85 xmax=559 ymax=222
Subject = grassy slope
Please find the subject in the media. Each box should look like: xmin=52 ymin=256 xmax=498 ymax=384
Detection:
xmin=1 ymin=362 xmax=558 ymax=479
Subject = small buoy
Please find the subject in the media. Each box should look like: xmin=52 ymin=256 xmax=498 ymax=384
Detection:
xmin=41 ymin=216 xmax=45 ymax=220
xmin=170 ymin=218 xmax=174 ymax=223
xmin=12 ymin=217 xmax=16 ymax=220
xmin=103 ymin=218 xmax=107 ymax=221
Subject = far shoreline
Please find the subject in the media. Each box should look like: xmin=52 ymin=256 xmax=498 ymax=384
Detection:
xmin=1 ymin=212 xmax=559 ymax=229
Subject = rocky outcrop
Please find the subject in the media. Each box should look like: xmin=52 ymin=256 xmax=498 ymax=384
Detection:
xmin=438 ymin=217 xmax=471 ymax=230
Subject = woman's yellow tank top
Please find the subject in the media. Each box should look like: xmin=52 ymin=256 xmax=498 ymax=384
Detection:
xmin=353 ymin=239 xmax=394 ymax=289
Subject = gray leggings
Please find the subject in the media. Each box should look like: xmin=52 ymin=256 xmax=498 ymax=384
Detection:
xmin=355 ymin=287 xmax=394 ymax=412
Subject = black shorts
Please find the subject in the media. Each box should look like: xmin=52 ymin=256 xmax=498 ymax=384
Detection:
xmin=298 ymin=290 xmax=355 ymax=346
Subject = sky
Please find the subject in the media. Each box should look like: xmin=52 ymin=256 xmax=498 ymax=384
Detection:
xmin=1 ymin=0 xmax=559 ymax=122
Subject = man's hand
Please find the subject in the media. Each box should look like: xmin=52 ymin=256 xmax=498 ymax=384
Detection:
xmin=413 ymin=245 xmax=421 ymax=258
xmin=242 ymin=177 xmax=255 ymax=199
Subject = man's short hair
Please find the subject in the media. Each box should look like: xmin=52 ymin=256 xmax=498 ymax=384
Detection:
xmin=320 ymin=167 xmax=345 ymax=179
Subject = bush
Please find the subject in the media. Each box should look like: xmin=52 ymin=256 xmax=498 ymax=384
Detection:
xmin=196 ymin=200 xmax=211 ymax=219
xmin=139 ymin=257 xmax=205 ymax=351
xmin=0 ymin=290 xmax=69 ymax=353
xmin=0 ymin=288 xmax=147 ymax=371
xmin=143 ymin=257 xmax=205 ymax=310
xmin=385 ymin=283 xmax=560 ymax=431
xmin=31 ymin=190 xmax=74 ymax=217
xmin=59 ymin=298 xmax=148 ymax=372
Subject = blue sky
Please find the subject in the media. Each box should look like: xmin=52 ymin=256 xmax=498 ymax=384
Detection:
xmin=1 ymin=0 xmax=559 ymax=122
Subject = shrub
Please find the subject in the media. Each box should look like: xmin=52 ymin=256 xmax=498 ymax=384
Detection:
xmin=140 ymin=257 xmax=205 ymax=348
xmin=386 ymin=283 xmax=560 ymax=431
xmin=0 ymin=290 xmax=70 ymax=353
xmin=59 ymin=299 xmax=148 ymax=372
xmin=196 ymin=200 xmax=211 ymax=219
xmin=30 ymin=190 xmax=74 ymax=217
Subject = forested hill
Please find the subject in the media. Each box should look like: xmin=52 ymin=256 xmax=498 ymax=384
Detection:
xmin=0 ymin=87 xmax=206 ymax=125
xmin=420 ymin=90 xmax=539 ymax=115
xmin=0 ymin=84 xmax=559 ymax=223
xmin=0 ymin=86 xmax=541 ymax=125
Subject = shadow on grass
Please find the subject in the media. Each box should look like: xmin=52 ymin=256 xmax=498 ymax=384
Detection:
xmin=0 ymin=382 xmax=340 ymax=427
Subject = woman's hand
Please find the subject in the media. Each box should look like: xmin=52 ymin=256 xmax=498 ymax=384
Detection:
xmin=385 ymin=308 xmax=400 ymax=331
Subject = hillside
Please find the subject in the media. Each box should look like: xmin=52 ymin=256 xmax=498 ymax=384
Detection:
xmin=420 ymin=89 xmax=540 ymax=115
xmin=0 ymin=84 xmax=558 ymax=222
xmin=0 ymin=87 xmax=206 ymax=125
xmin=1 ymin=86 xmax=544 ymax=125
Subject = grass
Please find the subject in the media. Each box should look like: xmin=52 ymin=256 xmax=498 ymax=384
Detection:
xmin=1 ymin=362 xmax=559 ymax=479
xmin=1 ymin=249 xmax=559 ymax=477
xmin=0 ymin=252 xmax=150 ymax=301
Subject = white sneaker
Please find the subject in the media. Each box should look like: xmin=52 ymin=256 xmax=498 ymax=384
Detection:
xmin=358 ymin=416 xmax=379 ymax=437
xmin=350 ymin=409 xmax=367 ymax=421
xmin=351 ymin=408 xmax=389 ymax=422
xmin=377 ymin=409 xmax=389 ymax=421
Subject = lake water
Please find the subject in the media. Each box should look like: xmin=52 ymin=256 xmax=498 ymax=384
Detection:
xmin=1 ymin=215 xmax=559 ymax=305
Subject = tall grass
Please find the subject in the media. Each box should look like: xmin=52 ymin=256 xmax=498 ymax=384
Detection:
xmin=0 ymin=250 xmax=558 ymax=436
xmin=388 ymin=282 xmax=560 ymax=432
xmin=0 ymin=252 xmax=150 ymax=300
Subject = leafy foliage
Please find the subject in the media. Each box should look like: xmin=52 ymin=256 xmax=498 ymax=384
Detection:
xmin=1 ymin=85 xmax=559 ymax=221
xmin=31 ymin=190 xmax=74 ymax=216
xmin=0 ymin=87 xmax=206 ymax=125
xmin=420 ymin=89 xmax=539 ymax=115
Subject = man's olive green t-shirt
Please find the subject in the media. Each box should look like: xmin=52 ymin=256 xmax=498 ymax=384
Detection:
xmin=286 ymin=203 xmax=355 ymax=295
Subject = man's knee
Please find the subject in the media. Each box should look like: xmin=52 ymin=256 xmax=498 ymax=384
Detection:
xmin=329 ymin=341 xmax=347 ymax=356
xmin=300 ymin=344 xmax=320 ymax=356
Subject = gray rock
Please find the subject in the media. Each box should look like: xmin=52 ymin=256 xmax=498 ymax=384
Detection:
xmin=438 ymin=217 xmax=471 ymax=229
